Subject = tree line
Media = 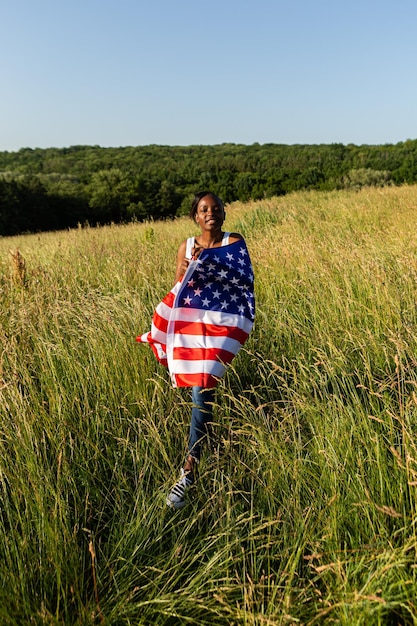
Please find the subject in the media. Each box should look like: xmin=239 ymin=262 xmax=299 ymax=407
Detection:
xmin=0 ymin=140 xmax=416 ymax=236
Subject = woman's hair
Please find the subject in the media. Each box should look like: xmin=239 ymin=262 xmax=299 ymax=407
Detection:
xmin=189 ymin=191 xmax=224 ymax=219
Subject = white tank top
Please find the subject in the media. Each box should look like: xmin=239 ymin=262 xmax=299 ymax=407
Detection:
xmin=185 ymin=232 xmax=230 ymax=259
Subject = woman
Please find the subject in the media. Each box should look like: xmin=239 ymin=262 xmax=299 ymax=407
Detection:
xmin=138 ymin=191 xmax=255 ymax=508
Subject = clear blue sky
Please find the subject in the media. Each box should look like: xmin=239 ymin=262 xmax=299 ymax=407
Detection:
xmin=1 ymin=0 xmax=416 ymax=151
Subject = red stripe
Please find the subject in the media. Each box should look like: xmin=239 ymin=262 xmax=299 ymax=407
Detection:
xmin=153 ymin=310 xmax=169 ymax=332
xmin=174 ymin=321 xmax=248 ymax=343
xmin=173 ymin=346 xmax=235 ymax=363
xmin=151 ymin=292 xmax=175 ymax=331
xmin=163 ymin=291 xmax=176 ymax=306
xmin=174 ymin=372 xmax=219 ymax=388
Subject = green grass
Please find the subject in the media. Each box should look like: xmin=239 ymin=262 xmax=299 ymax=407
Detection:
xmin=1 ymin=186 xmax=417 ymax=623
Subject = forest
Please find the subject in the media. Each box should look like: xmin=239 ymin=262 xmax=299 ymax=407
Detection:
xmin=0 ymin=139 xmax=416 ymax=236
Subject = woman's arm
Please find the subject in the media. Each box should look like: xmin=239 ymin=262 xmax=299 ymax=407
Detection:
xmin=174 ymin=240 xmax=189 ymax=285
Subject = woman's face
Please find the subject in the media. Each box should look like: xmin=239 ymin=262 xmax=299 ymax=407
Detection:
xmin=195 ymin=194 xmax=225 ymax=230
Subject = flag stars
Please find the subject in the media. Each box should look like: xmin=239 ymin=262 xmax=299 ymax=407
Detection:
xmin=177 ymin=243 xmax=254 ymax=320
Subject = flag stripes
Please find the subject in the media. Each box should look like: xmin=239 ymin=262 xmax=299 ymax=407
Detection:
xmin=137 ymin=239 xmax=255 ymax=388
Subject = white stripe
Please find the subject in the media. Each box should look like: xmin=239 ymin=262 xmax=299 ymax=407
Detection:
xmin=170 ymin=358 xmax=227 ymax=377
xmin=149 ymin=324 xmax=168 ymax=344
xmin=172 ymin=334 xmax=242 ymax=353
xmin=171 ymin=281 xmax=182 ymax=295
xmin=154 ymin=300 xmax=173 ymax=320
xmin=154 ymin=344 xmax=167 ymax=360
xmin=173 ymin=307 xmax=253 ymax=331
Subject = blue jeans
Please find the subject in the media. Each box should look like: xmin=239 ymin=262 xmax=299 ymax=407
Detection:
xmin=188 ymin=386 xmax=215 ymax=461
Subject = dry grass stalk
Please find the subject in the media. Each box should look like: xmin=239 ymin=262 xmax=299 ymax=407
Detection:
xmin=10 ymin=248 xmax=26 ymax=287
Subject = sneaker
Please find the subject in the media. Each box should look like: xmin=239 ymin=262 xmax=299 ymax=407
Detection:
xmin=166 ymin=469 xmax=194 ymax=509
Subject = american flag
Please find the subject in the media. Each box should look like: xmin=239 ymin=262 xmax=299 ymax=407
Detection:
xmin=137 ymin=239 xmax=255 ymax=387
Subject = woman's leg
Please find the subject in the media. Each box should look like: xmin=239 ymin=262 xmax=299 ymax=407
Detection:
xmin=187 ymin=386 xmax=215 ymax=466
xmin=167 ymin=386 xmax=215 ymax=508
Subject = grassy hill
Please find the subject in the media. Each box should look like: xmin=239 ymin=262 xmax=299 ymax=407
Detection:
xmin=1 ymin=185 xmax=417 ymax=624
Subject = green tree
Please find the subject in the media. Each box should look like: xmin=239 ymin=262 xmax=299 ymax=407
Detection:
xmin=88 ymin=169 xmax=135 ymax=223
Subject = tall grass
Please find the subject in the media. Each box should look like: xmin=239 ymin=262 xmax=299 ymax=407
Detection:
xmin=1 ymin=185 xmax=417 ymax=623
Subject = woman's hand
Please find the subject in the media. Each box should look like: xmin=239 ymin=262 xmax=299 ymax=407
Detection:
xmin=191 ymin=244 xmax=204 ymax=259
xmin=178 ymin=257 xmax=190 ymax=276
xmin=174 ymin=240 xmax=205 ymax=285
